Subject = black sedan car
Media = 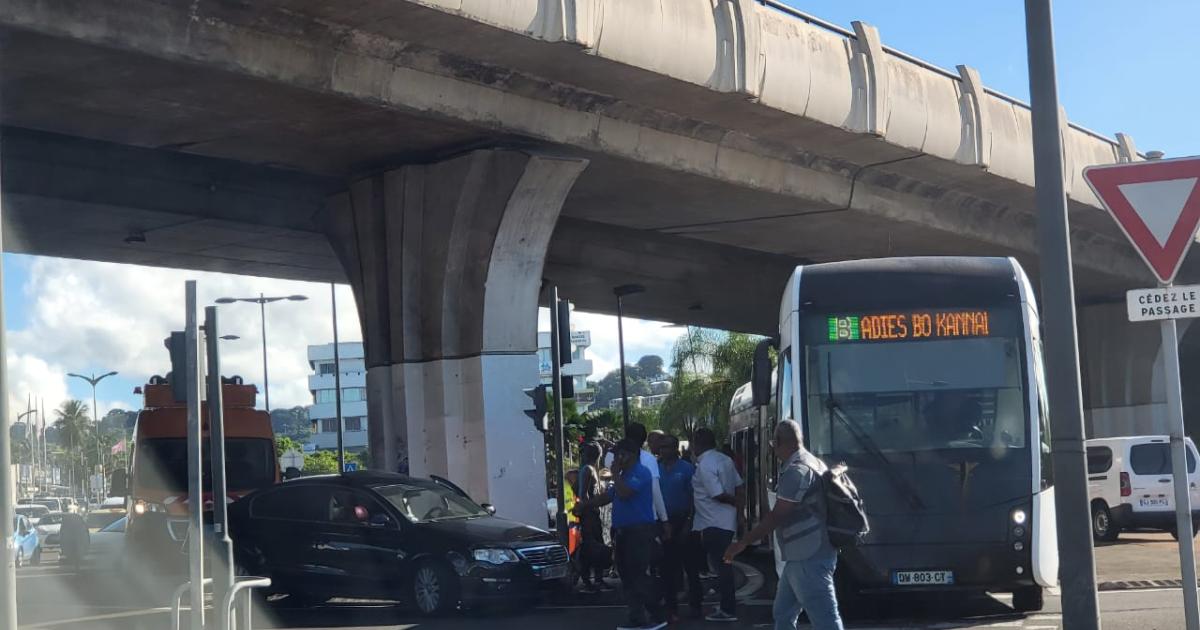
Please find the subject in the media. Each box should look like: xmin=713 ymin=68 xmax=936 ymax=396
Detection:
xmin=228 ymin=472 xmax=569 ymax=614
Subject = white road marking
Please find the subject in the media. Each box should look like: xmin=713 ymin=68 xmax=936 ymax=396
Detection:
xmin=21 ymin=607 xmax=172 ymax=628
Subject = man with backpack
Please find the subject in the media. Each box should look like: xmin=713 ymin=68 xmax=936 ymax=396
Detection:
xmin=723 ymin=419 xmax=846 ymax=630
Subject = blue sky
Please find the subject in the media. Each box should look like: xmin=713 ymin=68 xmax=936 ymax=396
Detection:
xmin=4 ymin=1 xmax=1198 ymax=418
xmin=782 ymin=0 xmax=1198 ymax=158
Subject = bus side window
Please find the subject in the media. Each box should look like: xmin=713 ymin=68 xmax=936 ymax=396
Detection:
xmin=779 ymin=349 xmax=793 ymax=421
xmin=1032 ymin=332 xmax=1054 ymax=488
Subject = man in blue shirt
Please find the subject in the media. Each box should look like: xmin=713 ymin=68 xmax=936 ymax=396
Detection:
xmin=656 ymin=434 xmax=697 ymax=619
xmin=576 ymin=439 xmax=666 ymax=630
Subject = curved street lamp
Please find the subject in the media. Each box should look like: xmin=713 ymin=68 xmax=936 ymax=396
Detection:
xmin=67 ymin=370 xmax=118 ymax=501
xmin=213 ymin=294 xmax=308 ymax=411
xmin=613 ymin=284 xmax=646 ymax=432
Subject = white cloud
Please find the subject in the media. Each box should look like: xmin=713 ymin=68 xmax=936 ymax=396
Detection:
xmin=8 ymin=256 xmax=360 ymax=413
xmin=7 ymin=255 xmax=686 ymax=419
xmin=6 ymin=353 xmax=69 ymax=427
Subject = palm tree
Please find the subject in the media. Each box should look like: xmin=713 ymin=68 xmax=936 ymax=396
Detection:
xmin=659 ymin=328 xmax=762 ymax=440
xmin=55 ymin=399 xmax=92 ymax=494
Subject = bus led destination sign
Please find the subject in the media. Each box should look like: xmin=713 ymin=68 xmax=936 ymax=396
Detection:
xmin=828 ymin=311 xmax=991 ymax=342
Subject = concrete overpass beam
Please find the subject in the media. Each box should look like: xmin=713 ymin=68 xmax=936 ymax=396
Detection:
xmin=324 ymin=150 xmax=588 ymax=526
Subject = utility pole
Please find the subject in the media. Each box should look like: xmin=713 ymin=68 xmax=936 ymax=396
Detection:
xmin=332 ymin=284 xmax=345 ymax=473
xmin=549 ymin=288 xmax=568 ymax=550
xmin=1023 ymin=1 xmax=1101 ymax=627
xmin=0 ymin=129 xmax=17 ymax=630
xmin=206 ymin=306 xmax=235 ymax=630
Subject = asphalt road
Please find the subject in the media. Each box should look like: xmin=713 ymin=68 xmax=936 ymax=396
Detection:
xmin=15 ymin=536 xmax=1200 ymax=629
xmin=14 ymin=563 xmax=1194 ymax=630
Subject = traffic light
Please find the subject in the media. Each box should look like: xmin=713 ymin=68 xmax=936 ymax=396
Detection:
xmin=165 ymin=331 xmax=187 ymax=402
xmin=523 ymin=384 xmax=549 ymax=432
xmin=556 ymin=299 xmax=574 ymax=399
xmin=557 ymin=299 xmax=572 ymax=366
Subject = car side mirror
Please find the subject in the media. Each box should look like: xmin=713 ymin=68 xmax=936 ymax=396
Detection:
xmin=283 ymin=467 xmax=302 ymax=480
xmin=368 ymin=513 xmax=391 ymax=528
xmin=751 ymin=337 xmax=776 ymax=407
xmin=481 ymin=503 xmax=497 ymax=516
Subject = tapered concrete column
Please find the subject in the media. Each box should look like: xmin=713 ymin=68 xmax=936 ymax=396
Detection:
xmin=324 ymin=150 xmax=588 ymax=525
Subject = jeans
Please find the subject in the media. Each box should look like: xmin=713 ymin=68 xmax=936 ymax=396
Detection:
xmin=690 ymin=527 xmax=736 ymax=615
xmin=773 ymin=544 xmax=844 ymax=630
xmin=614 ymin=523 xmax=663 ymax=625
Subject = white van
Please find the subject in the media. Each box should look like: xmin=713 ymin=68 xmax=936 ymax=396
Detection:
xmin=1086 ymin=436 xmax=1200 ymax=541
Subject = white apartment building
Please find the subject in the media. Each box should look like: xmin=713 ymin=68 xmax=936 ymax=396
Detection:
xmin=537 ymin=329 xmax=595 ymax=411
xmin=307 ymin=342 xmax=369 ymax=452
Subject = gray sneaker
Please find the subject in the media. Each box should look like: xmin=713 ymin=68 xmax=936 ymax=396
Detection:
xmin=705 ymin=610 xmax=738 ymax=622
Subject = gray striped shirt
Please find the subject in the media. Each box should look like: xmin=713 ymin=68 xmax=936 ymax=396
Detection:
xmin=773 ymin=449 xmax=829 ymax=561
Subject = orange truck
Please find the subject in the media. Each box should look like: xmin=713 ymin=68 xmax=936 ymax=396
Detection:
xmin=119 ymin=376 xmax=279 ymax=570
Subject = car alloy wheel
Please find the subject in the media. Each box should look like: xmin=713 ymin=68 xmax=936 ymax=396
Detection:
xmin=414 ymin=566 xmax=441 ymax=614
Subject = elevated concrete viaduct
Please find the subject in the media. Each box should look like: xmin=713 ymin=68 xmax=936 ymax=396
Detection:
xmin=0 ymin=0 xmax=1190 ymax=522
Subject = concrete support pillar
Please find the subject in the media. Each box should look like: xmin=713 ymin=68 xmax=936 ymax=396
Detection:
xmin=324 ymin=150 xmax=588 ymax=525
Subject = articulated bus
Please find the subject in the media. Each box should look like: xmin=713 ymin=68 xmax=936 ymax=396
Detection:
xmin=729 ymin=380 xmax=775 ymax=549
xmin=123 ymin=376 xmax=279 ymax=570
xmin=741 ymin=257 xmax=1057 ymax=612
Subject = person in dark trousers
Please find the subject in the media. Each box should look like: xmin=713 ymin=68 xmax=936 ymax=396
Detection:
xmin=690 ymin=427 xmax=743 ymax=622
xmin=578 ymin=441 xmax=613 ymax=592
xmin=656 ymin=434 xmax=699 ymax=621
xmin=59 ymin=511 xmax=90 ymax=572
xmin=576 ymin=439 xmax=667 ymax=630
xmin=724 ymin=420 xmax=844 ymax=630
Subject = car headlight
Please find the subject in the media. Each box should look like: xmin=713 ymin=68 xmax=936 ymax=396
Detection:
xmin=1012 ymin=508 xmax=1027 ymax=525
xmin=133 ymin=500 xmax=166 ymax=515
xmin=472 ymin=548 xmax=520 ymax=564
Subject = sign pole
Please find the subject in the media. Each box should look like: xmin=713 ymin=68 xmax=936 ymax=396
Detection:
xmin=1161 ymin=303 xmax=1200 ymax=629
xmin=1023 ymin=2 xmax=1101 ymax=627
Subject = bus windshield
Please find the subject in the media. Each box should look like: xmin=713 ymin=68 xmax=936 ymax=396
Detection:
xmin=804 ymin=334 xmax=1028 ymax=456
xmin=134 ymin=437 xmax=276 ymax=493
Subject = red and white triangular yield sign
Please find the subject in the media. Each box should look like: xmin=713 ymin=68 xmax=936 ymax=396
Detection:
xmin=1083 ymin=156 xmax=1200 ymax=284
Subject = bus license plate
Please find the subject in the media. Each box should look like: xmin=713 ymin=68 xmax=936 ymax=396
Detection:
xmin=1140 ymin=497 xmax=1170 ymax=508
xmin=893 ymin=570 xmax=954 ymax=586
xmin=539 ymin=564 xmax=568 ymax=580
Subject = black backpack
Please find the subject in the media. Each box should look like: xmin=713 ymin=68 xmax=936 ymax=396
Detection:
xmin=818 ymin=463 xmax=869 ymax=549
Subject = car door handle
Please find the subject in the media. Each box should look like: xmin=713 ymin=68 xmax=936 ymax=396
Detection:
xmin=1159 ymin=478 xmax=1172 ymax=483
xmin=314 ymin=542 xmax=350 ymax=552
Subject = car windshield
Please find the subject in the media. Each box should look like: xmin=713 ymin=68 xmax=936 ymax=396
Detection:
xmin=134 ymin=438 xmax=275 ymax=492
xmin=87 ymin=512 xmax=125 ymax=530
xmin=99 ymin=517 xmax=127 ymax=533
xmin=373 ymin=483 xmax=490 ymax=523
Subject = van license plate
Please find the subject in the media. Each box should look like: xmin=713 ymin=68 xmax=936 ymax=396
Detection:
xmin=892 ymin=570 xmax=954 ymax=586
xmin=1140 ymin=497 xmax=1170 ymax=508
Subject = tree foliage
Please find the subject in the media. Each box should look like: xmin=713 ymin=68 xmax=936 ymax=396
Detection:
xmin=659 ymin=329 xmax=761 ymax=442
xmin=270 ymin=406 xmax=312 ymax=443
xmin=588 ymin=354 xmax=667 ymax=409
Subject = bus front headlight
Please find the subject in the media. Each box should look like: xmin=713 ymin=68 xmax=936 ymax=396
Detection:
xmin=1011 ymin=508 xmax=1027 ymax=525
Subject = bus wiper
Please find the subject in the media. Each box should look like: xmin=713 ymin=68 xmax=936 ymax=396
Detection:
xmin=826 ymin=353 xmax=926 ymax=511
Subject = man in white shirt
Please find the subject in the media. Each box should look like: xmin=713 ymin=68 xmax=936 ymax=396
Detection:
xmin=690 ymin=427 xmax=743 ymax=622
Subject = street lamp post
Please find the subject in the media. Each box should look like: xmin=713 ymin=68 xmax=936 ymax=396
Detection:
xmin=612 ymin=284 xmax=645 ymax=433
xmin=214 ymin=293 xmax=308 ymax=412
xmin=16 ymin=410 xmax=36 ymax=493
xmin=67 ymin=371 xmax=118 ymax=503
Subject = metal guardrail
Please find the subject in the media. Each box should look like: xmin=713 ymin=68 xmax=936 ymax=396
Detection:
xmin=755 ymin=0 xmax=1121 ymax=149
xmin=170 ymin=576 xmax=272 ymax=630
xmin=225 ymin=577 xmax=272 ymax=630
xmin=170 ymin=578 xmax=212 ymax=630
